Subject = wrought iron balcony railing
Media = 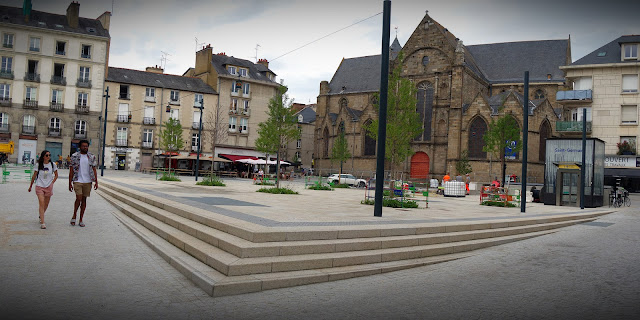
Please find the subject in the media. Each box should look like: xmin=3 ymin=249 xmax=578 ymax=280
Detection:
xmin=51 ymin=76 xmax=66 ymax=85
xmin=76 ymin=79 xmax=92 ymax=88
xmin=117 ymin=114 xmax=130 ymax=123
xmin=0 ymin=69 xmax=14 ymax=79
xmin=143 ymin=117 xmax=155 ymax=125
xmin=74 ymin=131 xmax=87 ymax=139
xmin=192 ymin=122 xmax=201 ymax=129
xmin=75 ymin=105 xmax=89 ymax=114
xmin=24 ymin=99 xmax=38 ymax=109
xmin=24 ymin=72 xmax=40 ymax=82
xmin=22 ymin=125 xmax=35 ymax=134
xmin=142 ymin=141 xmax=153 ymax=149
xmin=0 ymin=97 xmax=10 ymax=106
xmin=116 ymin=139 xmax=128 ymax=147
xmin=50 ymin=102 xmax=64 ymax=112
xmin=48 ymin=127 xmax=61 ymax=137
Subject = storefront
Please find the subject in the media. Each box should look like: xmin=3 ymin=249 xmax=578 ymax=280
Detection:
xmin=604 ymin=155 xmax=640 ymax=192
xmin=543 ymin=138 xmax=605 ymax=207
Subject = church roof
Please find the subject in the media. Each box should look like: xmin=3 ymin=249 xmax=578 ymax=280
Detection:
xmin=328 ymin=55 xmax=381 ymax=95
xmin=390 ymin=37 xmax=402 ymax=60
xmin=466 ymin=40 xmax=568 ymax=83
xmin=571 ymin=35 xmax=640 ymax=66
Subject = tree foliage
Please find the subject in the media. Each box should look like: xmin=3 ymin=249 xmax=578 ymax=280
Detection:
xmin=482 ymin=115 xmax=522 ymax=184
xmin=255 ymin=85 xmax=300 ymax=188
xmin=331 ymin=128 xmax=351 ymax=182
xmin=364 ymin=52 xmax=422 ymax=178
xmin=159 ymin=118 xmax=184 ymax=152
xmin=456 ymin=150 xmax=473 ymax=175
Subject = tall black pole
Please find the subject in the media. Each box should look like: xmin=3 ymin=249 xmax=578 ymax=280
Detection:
xmin=580 ymin=108 xmax=586 ymax=209
xmin=374 ymin=0 xmax=391 ymax=217
xmin=195 ymin=98 xmax=204 ymax=181
xmin=521 ymin=71 xmax=529 ymax=213
xmin=101 ymin=86 xmax=110 ymax=177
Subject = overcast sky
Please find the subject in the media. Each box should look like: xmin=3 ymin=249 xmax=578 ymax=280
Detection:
xmin=10 ymin=0 xmax=640 ymax=104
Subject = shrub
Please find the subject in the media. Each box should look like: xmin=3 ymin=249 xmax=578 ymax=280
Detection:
xmin=255 ymin=180 xmax=275 ymax=186
xmin=196 ymin=174 xmax=226 ymax=187
xmin=159 ymin=172 xmax=181 ymax=181
xmin=257 ymin=187 xmax=299 ymax=194
xmin=361 ymin=198 xmax=419 ymax=208
xmin=308 ymin=184 xmax=333 ymax=191
xmin=481 ymin=200 xmax=517 ymax=207
xmin=332 ymin=183 xmax=350 ymax=188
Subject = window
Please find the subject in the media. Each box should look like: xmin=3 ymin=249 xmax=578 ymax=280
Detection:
xmin=468 ymin=117 xmax=487 ymax=158
xmin=323 ymin=128 xmax=329 ymax=157
xmin=621 ymin=105 xmax=638 ymax=124
xmin=194 ymin=93 xmax=203 ymax=107
xmin=623 ymin=44 xmax=638 ymax=60
xmin=25 ymin=87 xmax=37 ymax=101
xmin=79 ymin=66 xmax=90 ymax=81
xmin=145 ymin=88 xmax=155 ymax=100
xmin=0 ymin=84 xmax=10 ymax=99
xmin=170 ymin=109 xmax=179 ymax=121
xmin=143 ymin=129 xmax=153 ymax=143
xmin=117 ymin=127 xmax=128 ymax=146
xmin=119 ymin=85 xmax=129 ymax=99
xmin=539 ymin=121 xmax=551 ymax=162
xmin=534 ymin=89 xmax=545 ymax=99
xmin=422 ymin=56 xmax=430 ymax=66
xmin=227 ymin=66 xmax=237 ymax=75
xmin=1 ymin=56 xmax=12 ymax=72
xmin=573 ymin=77 xmax=592 ymax=90
xmin=298 ymin=114 xmax=304 ymax=123
xmin=416 ymin=81 xmax=434 ymax=141
xmin=49 ymin=117 xmax=61 ymax=129
xmin=52 ymin=89 xmax=63 ymax=103
xmin=294 ymin=151 xmax=301 ymax=161
xmin=27 ymin=60 xmax=38 ymax=75
xmin=296 ymin=139 xmax=301 ymax=149
xmin=0 ymin=112 xmax=7 ymax=131
xmin=622 ymin=74 xmax=638 ymax=93
xmin=228 ymin=116 xmax=237 ymax=131
xmin=56 ymin=41 xmax=66 ymax=55
xmin=231 ymin=81 xmax=240 ymax=94
xmin=243 ymin=83 xmax=250 ymax=95
xmin=571 ymin=107 xmax=592 ymax=122
xmin=170 ymin=90 xmax=179 ymax=102
xmin=2 ymin=33 xmax=14 ymax=48
xmin=144 ymin=106 xmax=155 ymax=124
xmin=52 ymin=63 xmax=65 ymax=84
xmin=231 ymin=98 xmax=238 ymax=112
xmin=193 ymin=111 xmax=201 ymax=128
xmin=77 ymin=92 xmax=88 ymax=106
xmin=75 ymin=120 xmax=86 ymax=136
xmin=81 ymin=45 xmax=91 ymax=59
xmin=23 ymin=115 xmax=35 ymax=134
xmin=243 ymin=100 xmax=249 ymax=113
xmin=191 ymin=133 xmax=200 ymax=150
xmin=239 ymin=68 xmax=247 ymax=77
xmin=239 ymin=118 xmax=248 ymax=132
xmin=29 ymin=37 xmax=40 ymax=52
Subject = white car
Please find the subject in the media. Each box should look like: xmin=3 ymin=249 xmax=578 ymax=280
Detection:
xmin=327 ymin=174 xmax=367 ymax=188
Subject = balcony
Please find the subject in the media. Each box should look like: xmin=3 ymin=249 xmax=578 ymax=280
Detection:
xmin=81 ymin=53 xmax=91 ymax=59
xmin=29 ymin=46 xmax=39 ymax=52
xmin=48 ymin=127 xmax=61 ymax=137
xmin=22 ymin=125 xmax=35 ymax=134
xmin=76 ymin=78 xmax=92 ymax=88
xmin=0 ymin=97 xmax=10 ymax=107
xmin=229 ymin=108 xmax=238 ymax=115
xmin=556 ymin=121 xmax=592 ymax=133
xmin=24 ymin=72 xmax=40 ymax=82
xmin=75 ymin=105 xmax=89 ymax=114
xmin=143 ymin=117 xmax=155 ymax=125
xmin=24 ymin=99 xmax=38 ymax=109
xmin=0 ymin=123 xmax=9 ymax=132
xmin=2 ymin=43 xmax=13 ymax=49
xmin=242 ymin=108 xmax=251 ymax=116
xmin=142 ymin=141 xmax=153 ymax=149
xmin=116 ymin=139 xmax=128 ymax=147
xmin=556 ymin=90 xmax=592 ymax=103
xmin=0 ymin=69 xmax=14 ymax=79
xmin=192 ymin=122 xmax=201 ymax=129
xmin=191 ymin=145 xmax=200 ymax=152
xmin=51 ymin=76 xmax=66 ymax=85
xmin=144 ymin=96 xmax=156 ymax=103
xmin=55 ymin=50 xmax=65 ymax=55
xmin=50 ymin=102 xmax=64 ymax=112
xmin=74 ymin=131 xmax=87 ymax=139
xmin=169 ymin=98 xmax=180 ymax=105
xmin=117 ymin=114 xmax=131 ymax=123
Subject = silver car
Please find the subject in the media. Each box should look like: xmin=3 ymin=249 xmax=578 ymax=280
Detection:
xmin=327 ymin=174 xmax=367 ymax=188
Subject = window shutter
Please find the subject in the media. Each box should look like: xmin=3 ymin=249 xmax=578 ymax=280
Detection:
xmin=622 ymin=75 xmax=638 ymax=92
xmin=621 ymin=105 xmax=638 ymax=123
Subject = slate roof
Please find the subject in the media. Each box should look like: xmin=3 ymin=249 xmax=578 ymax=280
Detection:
xmin=210 ymin=54 xmax=277 ymax=83
xmin=0 ymin=5 xmax=109 ymax=38
xmin=466 ymin=40 xmax=568 ymax=83
xmin=345 ymin=107 xmax=363 ymax=121
xmin=390 ymin=37 xmax=402 ymax=60
xmin=329 ymin=113 xmax=338 ymax=125
xmin=295 ymin=106 xmax=316 ymax=124
xmin=484 ymin=90 xmax=560 ymax=118
xmin=328 ymin=55 xmax=381 ymax=94
xmin=106 ymin=67 xmax=217 ymax=94
xmin=571 ymin=35 xmax=640 ymax=66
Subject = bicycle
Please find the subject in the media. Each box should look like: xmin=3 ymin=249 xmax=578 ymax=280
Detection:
xmin=610 ymin=188 xmax=631 ymax=208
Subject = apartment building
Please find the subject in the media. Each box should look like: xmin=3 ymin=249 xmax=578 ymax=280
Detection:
xmin=104 ymin=66 xmax=218 ymax=171
xmin=284 ymin=104 xmax=316 ymax=170
xmin=0 ymin=1 xmax=110 ymax=162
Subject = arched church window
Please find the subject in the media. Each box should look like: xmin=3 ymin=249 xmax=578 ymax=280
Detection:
xmin=534 ymin=89 xmax=545 ymax=99
xmin=323 ymin=127 xmax=329 ymax=158
xmin=468 ymin=117 xmax=487 ymax=159
xmin=363 ymin=120 xmax=376 ymax=156
xmin=339 ymin=98 xmax=348 ymax=109
xmin=539 ymin=120 xmax=551 ymax=161
xmin=416 ymin=82 xmax=434 ymax=141
xmin=422 ymin=56 xmax=430 ymax=66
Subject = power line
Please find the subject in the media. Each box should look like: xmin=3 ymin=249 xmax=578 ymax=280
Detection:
xmin=270 ymin=11 xmax=382 ymax=62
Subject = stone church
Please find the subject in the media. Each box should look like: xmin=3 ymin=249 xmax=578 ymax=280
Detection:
xmin=314 ymin=12 xmax=571 ymax=183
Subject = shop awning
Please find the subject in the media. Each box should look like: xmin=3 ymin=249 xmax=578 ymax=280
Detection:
xmin=219 ymin=154 xmax=259 ymax=162
xmin=604 ymin=168 xmax=640 ymax=177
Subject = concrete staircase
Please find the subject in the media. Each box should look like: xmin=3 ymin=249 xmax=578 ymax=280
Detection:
xmin=98 ymin=181 xmax=607 ymax=297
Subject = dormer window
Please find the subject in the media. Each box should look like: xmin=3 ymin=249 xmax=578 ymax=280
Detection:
xmin=227 ymin=66 xmax=237 ymax=75
xmin=623 ymin=44 xmax=638 ymax=60
xmin=239 ymin=68 xmax=248 ymax=77
xmin=298 ymin=114 xmax=304 ymax=123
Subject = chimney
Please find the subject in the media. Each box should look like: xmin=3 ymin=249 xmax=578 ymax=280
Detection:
xmin=67 ymin=1 xmax=80 ymax=29
xmin=22 ymin=0 xmax=32 ymax=22
xmin=547 ymin=73 xmax=552 ymax=80
xmin=257 ymin=58 xmax=269 ymax=68
xmin=146 ymin=65 xmax=164 ymax=74
xmin=97 ymin=11 xmax=112 ymax=31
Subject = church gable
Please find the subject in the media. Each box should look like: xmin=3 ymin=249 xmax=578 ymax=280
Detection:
xmin=400 ymin=13 xmax=458 ymax=69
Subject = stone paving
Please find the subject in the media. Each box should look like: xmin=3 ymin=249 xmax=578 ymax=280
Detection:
xmin=1 ymin=169 xmax=637 ymax=319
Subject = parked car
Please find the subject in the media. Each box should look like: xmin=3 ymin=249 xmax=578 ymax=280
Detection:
xmin=327 ymin=174 xmax=367 ymax=188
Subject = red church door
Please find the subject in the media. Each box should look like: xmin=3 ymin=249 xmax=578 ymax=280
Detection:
xmin=410 ymin=152 xmax=430 ymax=179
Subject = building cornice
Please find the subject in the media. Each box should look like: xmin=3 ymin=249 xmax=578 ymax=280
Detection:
xmin=0 ymin=22 xmax=110 ymax=41
xmin=218 ymin=74 xmax=280 ymax=88
xmin=560 ymin=62 xmax=640 ymax=70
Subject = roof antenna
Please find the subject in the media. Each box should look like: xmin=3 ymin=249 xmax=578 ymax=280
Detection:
xmin=254 ymin=44 xmax=261 ymax=62
xmin=394 ymin=26 xmax=398 ymax=38
xmin=194 ymin=37 xmax=205 ymax=52
xmin=160 ymin=51 xmax=171 ymax=69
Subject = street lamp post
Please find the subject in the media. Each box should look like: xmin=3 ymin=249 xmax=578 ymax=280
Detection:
xmin=194 ymin=98 xmax=204 ymax=181
xmin=101 ymin=87 xmax=110 ymax=177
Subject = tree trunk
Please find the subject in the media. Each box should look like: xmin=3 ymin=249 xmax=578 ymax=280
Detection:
xmin=276 ymin=147 xmax=281 ymax=189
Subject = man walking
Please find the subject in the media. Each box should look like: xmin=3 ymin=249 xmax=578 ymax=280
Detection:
xmin=68 ymin=140 xmax=98 ymax=227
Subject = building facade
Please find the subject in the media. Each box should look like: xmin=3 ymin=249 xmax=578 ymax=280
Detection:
xmin=284 ymin=104 xmax=316 ymax=170
xmin=315 ymin=12 xmax=570 ymax=183
xmin=0 ymin=2 xmax=110 ymax=163
xmin=104 ymin=66 xmax=218 ymax=171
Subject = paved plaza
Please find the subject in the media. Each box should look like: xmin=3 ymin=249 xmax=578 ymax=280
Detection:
xmin=1 ymin=169 xmax=638 ymax=319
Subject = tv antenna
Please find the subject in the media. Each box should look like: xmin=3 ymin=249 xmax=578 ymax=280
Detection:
xmin=253 ymin=44 xmax=261 ymax=62
xmin=195 ymin=37 xmax=205 ymax=52
xmin=160 ymin=51 xmax=171 ymax=69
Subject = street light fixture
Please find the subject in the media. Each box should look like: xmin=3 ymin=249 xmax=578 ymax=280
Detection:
xmin=194 ymin=98 xmax=204 ymax=181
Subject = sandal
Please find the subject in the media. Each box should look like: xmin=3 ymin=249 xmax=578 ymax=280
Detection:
xmin=40 ymin=223 xmax=46 ymax=229
xmin=79 ymin=222 xmax=85 ymax=227
xmin=70 ymin=219 xmax=76 ymax=226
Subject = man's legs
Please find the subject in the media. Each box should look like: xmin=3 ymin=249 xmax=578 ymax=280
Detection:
xmin=73 ymin=194 xmax=82 ymax=220
xmin=79 ymin=196 xmax=87 ymax=222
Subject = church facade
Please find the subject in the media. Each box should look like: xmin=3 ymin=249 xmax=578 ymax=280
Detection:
xmin=314 ymin=12 xmax=571 ymax=183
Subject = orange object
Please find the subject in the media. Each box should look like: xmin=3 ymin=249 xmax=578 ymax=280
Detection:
xmin=443 ymin=174 xmax=451 ymax=182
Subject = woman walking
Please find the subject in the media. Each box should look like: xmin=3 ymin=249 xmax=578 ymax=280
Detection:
xmin=28 ymin=150 xmax=58 ymax=229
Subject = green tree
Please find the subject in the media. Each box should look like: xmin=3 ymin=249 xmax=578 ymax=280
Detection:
xmin=159 ymin=118 xmax=184 ymax=174
xmin=482 ymin=115 xmax=522 ymax=186
xmin=364 ymin=52 xmax=423 ymax=178
xmin=331 ymin=127 xmax=351 ymax=184
xmin=455 ymin=150 xmax=473 ymax=176
xmin=255 ymin=86 xmax=300 ymax=188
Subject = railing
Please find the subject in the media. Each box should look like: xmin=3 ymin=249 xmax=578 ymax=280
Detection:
xmin=229 ymin=108 xmax=238 ymax=114
xmin=2 ymin=43 xmax=13 ymax=49
xmin=81 ymin=53 xmax=91 ymax=59
xmin=556 ymin=121 xmax=592 ymax=132
xmin=29 ymin=46 xmax=39 ymax=52
xmin=143 ymin=117 xmax=155 ymax=125
xmin=24 ymin=72 xmax=40 ymax=82
xmin=117 ymin=114 xmax=130 ymax=123
xmin=191 ymin=145 xmax=200 ymax=152
xmin=22 ymin=125 xmax=35 ymax=134
xmin=23 ymin=100 xmax=38 ymax=109
xmin=142 ymin=141 xmax=153 ymax=149
xmin=192 ymin=122 xmax=201 ymax=129
xmin=0 ymin=123 xmax=9 ymax=132
xmin=119 ymin=93 xmax=130 ymax=100
xmin=50 ymin=102 xmax=64 ymax=112
xmin=116 ymin=139 xmax=128 ymax=147
xmin=76 ymin=79 xmax=92 ymax=88
xmin=0 ymin=69 xmax=14 ymax=79
xmin=51 ymin=76 xmax=66 ymax=85
xmin=48 ymin=127 xmax=61 ymax=137
xmin=242 ymin=108 xmax=251 ymax=116
xmin=556 ymin=90 xmax=592 ymax=102
xmin=169 ymin=99 xmax=180 ymax=105
xmin=144 ymin=96 xmax=156 ymax=102
xmin=75 ymin=105 xmax=89 ymax=114
xmin=55 ymin=50 xmax=65 ymax=55
xmin=0 ymin=97 xmax=10 ymax=106
xmin=74 ymin=131 xmax=87 ymax=139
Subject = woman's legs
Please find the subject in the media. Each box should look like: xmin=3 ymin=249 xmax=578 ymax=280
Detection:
xmin=37 ymin=194 xmax=46 ymax=225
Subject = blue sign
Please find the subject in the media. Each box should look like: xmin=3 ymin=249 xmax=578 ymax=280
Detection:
xmin=394 ymin=189 xmax=403 ymax=196
xmin=505 ymin=140 xmax=517 ymax=160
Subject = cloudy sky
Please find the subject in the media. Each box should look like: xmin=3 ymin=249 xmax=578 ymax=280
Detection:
xmin=11 ymin=0 xmax=640 ymax=104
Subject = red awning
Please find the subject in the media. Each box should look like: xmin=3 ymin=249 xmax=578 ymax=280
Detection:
xmin=219 ymin=154 xmax=259 ymax=162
